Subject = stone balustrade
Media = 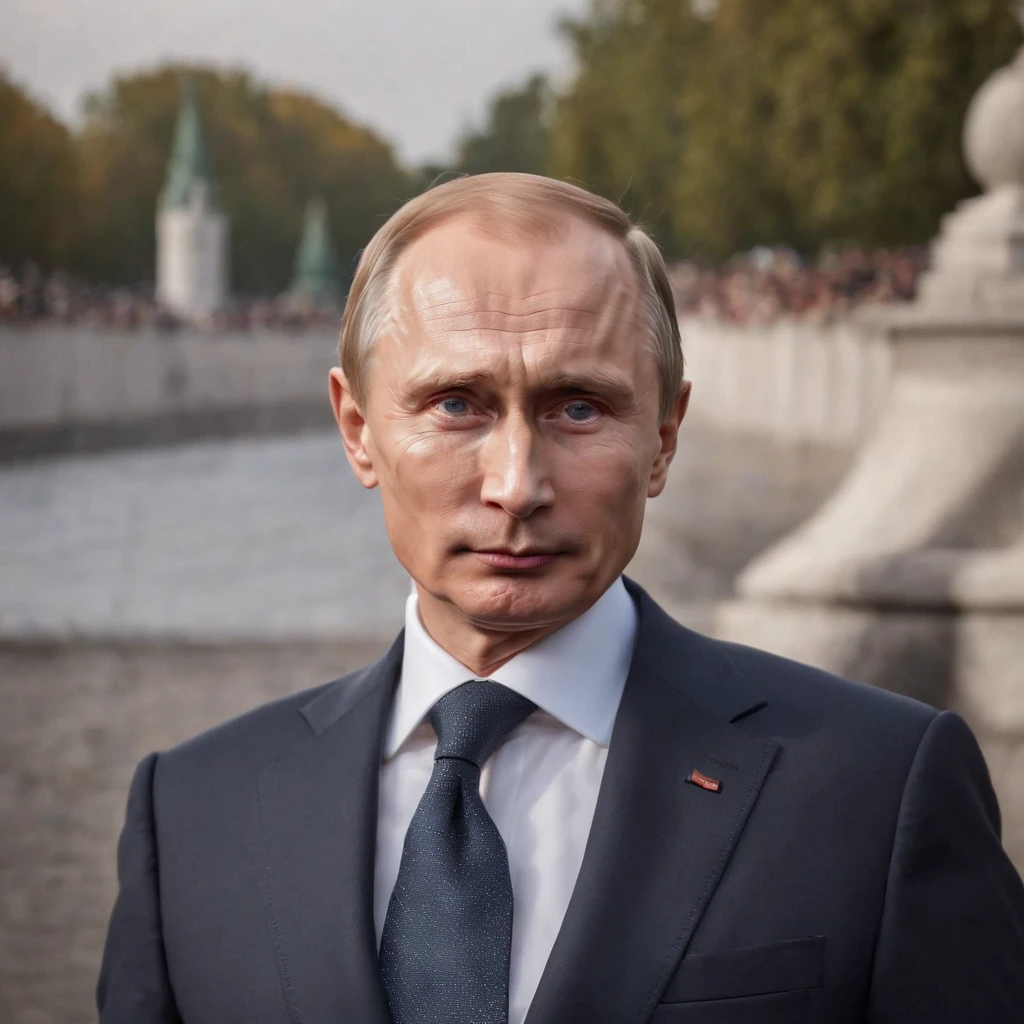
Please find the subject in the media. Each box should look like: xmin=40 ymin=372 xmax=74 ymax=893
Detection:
xmin=680 ymin=315 xmax=892 ymax=446
xmin=0 ymin=317 xmax=895 ymax=458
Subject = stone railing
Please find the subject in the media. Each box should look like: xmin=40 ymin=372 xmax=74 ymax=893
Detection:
xmin=0 ymin=325 xmax=340 ymax=457
xmin=0 ymin=317 xmax=894 ymax=456
xmin=0 ymin=325 xmax=337 ymax=427
xmin=681 ymin=315 xmax=893 ymax=447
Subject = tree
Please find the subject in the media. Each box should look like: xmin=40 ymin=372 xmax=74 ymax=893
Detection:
xmin=456 ymin=73 xmax=552 ymax=177
xmin=674 ymin=0 xmax=1022 ymax=256
xmin=75 ymin=65 xmax=417 ymax=292
xmin=550 ymin=0 xmax=1022 ymax=258
xmin=0 ymin=69 xmax=79 ymax=269
xmin=550 ymin=0 xmax=709 ymax=256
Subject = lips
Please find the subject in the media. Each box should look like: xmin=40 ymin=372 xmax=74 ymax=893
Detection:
xmin=472 ymin=549 xmax=560 ymax=570
xmin=477 ymin=548 xmax=558 ymax=557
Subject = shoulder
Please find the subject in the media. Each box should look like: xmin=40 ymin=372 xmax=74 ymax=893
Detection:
xmin=660 ymin=620 xmax=943 ymax=770
xmin=154 ymin=679 xmax=326 ymax=785
xmin=690 ymin=631 xmax=963 ymax=822
xmin=154 ymin=663 xmax=371 ymax=787
xmin=155 ymin=631 xmax=404 ymax=779
xmin=628 ymin=578 xmax=939 ymax=746
xmin=715 ymin=632 xmax=938 ymax=732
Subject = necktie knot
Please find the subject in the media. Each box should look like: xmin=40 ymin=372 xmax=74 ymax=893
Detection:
xmin=429 ymin=680 xmax=536 ymax=768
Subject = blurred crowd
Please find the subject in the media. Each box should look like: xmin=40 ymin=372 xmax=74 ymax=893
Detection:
xmin=0 ymin=262 xmax=341 ymax=332
xmin=2 ymin=247 xmax=929 ymax=332
xmin=669 ymin=247 xmax=928 ymax=325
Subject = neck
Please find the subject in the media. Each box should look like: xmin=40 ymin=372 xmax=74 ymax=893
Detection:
xmin=414 ymin=584 xmax=573 ymax=677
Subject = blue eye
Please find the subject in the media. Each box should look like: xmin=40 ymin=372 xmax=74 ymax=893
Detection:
xmin=439 ymin=397 xmax=470 ymax=416
xmin=565 ymin=401 xmax=597 ymax=421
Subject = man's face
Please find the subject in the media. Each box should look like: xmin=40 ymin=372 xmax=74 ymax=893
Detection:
xmin=331 ymin=212 xmax=687 ymax=634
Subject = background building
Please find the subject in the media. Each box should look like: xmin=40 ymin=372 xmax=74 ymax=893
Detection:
xmin=155 ymin=82 xmax=229 ymax=319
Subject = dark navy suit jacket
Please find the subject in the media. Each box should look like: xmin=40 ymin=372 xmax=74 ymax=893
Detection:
xmin=98 ymin=578 xmax=1024 ymax=1022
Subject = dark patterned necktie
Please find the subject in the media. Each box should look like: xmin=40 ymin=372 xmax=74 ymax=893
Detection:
xmin=379 ymin=679 xmax=538 ymax=1024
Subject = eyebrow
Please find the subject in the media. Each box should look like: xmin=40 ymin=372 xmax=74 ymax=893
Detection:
xmin=543 ymin=369 xmax=637 ymax=406
xmin=401 ymin=367 xmax=638 ymax=407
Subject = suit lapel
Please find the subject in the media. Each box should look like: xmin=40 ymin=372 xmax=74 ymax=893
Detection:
xmin=524 ymin=581 xmax=780 ymax=1024
xmin=257 ymin=632 xmax=404 ymax=1024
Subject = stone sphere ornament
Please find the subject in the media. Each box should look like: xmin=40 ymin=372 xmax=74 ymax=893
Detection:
xmin=964 ymin=6 xmax=1024 ymax=191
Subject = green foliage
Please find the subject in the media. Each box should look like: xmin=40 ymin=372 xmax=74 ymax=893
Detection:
xmin=5 ymin=3 xmax=1021 ymax=280
xmin=74 ymin=65 xmax=416 ymax=291
xmin=0 ymin=69 xmax=80 ymax=269
xmin=553 ymin=0 xmax=1022 ymax=257
xmin=412 ymin=74 xmax=554 ymax=192
xmin=456 ymin=73 xmax=552 ymax=177
xmin=551 ymin=0 xmax=709 ymax=255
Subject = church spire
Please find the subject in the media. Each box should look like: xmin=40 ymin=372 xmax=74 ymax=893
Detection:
xmin=155 ymin=76 xmax=229 ymax=317
xmin=289 ymin=198 xmax=341 ymax=307
xmin=161 ymin=78 xmax=220 ymax=211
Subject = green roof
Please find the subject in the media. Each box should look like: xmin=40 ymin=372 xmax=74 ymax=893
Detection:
xmin=289 ymin=198 xmax=341 ymax=305
xmin=161 ymin=80 xmax=220 ymax=210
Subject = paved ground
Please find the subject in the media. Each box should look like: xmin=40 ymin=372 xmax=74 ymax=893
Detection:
xmin=0 ymin=638 xmax=393 ymax=1024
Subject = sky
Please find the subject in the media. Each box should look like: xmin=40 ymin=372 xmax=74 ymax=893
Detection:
xmin=2 ymin=0 xmax=588 ymax=166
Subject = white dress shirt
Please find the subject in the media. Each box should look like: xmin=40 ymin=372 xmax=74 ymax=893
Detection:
xmin=374 ymin=576 xmax=638 ymax=1024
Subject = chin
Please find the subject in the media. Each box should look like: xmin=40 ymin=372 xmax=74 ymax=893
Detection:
xmin=455 ymin=566 xmax=589 ymax=630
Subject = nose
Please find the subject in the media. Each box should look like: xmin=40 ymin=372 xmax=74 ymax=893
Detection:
xmin=479 ymin=412 xmax=555 ymax=519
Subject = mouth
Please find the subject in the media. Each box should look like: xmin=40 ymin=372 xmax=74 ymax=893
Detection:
xmin=470 ymin=548 xmax=562 ymax=570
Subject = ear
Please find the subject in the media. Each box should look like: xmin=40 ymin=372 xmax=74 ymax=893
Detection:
xmin=647 ymin=380 xmax=691 ymax=499
xmin=329 ymin=367 xmax=378 ymax=490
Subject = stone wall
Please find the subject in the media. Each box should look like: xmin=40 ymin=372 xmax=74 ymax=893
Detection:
xmin=1 ymin=318 xmax=894 ymax=459
xmin=0 ymin=326 xmax=337 ymax=428
xmin=0 ymin=325 xmax=339 ymax=458
xmin=681 ymin=315 xmax=893 ymax=445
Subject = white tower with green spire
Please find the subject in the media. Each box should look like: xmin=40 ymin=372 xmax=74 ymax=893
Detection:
xmin=156 ymin=81 xmax=229 ymax=318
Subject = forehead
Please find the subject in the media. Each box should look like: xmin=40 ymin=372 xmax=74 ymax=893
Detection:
xmin=394 ymin=210 xmax=635 ymax=298
xmin=383 ymin=211 xmax=649 ymax=372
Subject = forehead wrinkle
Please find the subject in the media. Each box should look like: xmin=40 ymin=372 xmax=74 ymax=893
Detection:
xmin=412 ymin=277 xmax=635 ymax=317
xmin=397 ymin=305 xmax=653 ymax=385
xmin=396 ymin=227 xmax=636 ymax=314
xmin=417 ymin=307 xmax=647 ymax=338
xmin=410 ymin=285 xmax=604 ymax=313
xmin=404 ymin=330 xmax=650 ymax=387
xmin=382 ymin=216 xmax=653 ymax=375
xmin=412 ymin=277 xmax=647 ymax=338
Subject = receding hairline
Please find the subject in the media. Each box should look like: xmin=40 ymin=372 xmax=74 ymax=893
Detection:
xmin=387 ymin=205 xmax=645 ymax=315
xmin=398 ymin=200 xmax=628 ymax=261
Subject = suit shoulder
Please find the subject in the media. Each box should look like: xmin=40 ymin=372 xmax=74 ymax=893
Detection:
xmin=157 ymin=666 xmax=365 ymax=776
xmin=711 ymin=633 xmax=940 ymax=734
xmin=151 ymin=632 xmax=404 ymax=795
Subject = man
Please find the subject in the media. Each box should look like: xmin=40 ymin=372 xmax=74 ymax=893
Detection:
xmin=98 ymin=173 xmax=1024 ymax=1023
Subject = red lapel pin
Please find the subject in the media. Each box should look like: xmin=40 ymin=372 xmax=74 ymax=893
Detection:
xmin=688 ymin=768 xmax=722 ymax=793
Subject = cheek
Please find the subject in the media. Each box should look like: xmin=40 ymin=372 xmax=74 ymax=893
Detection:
xmin=555 ymin=437 xmax=651 ymax=515
xmin=380 ymin=426 xmax=480 ymax=514
xmin=569 ymin=431 xmax=650 ymax=486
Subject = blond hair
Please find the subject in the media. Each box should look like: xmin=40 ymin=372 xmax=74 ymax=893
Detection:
xmin=338 ymin=172 xmax=683 ymax=421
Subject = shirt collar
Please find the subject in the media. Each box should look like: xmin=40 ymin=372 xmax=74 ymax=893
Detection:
xmin=383 ymin=576 xmax=638 ymax=759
